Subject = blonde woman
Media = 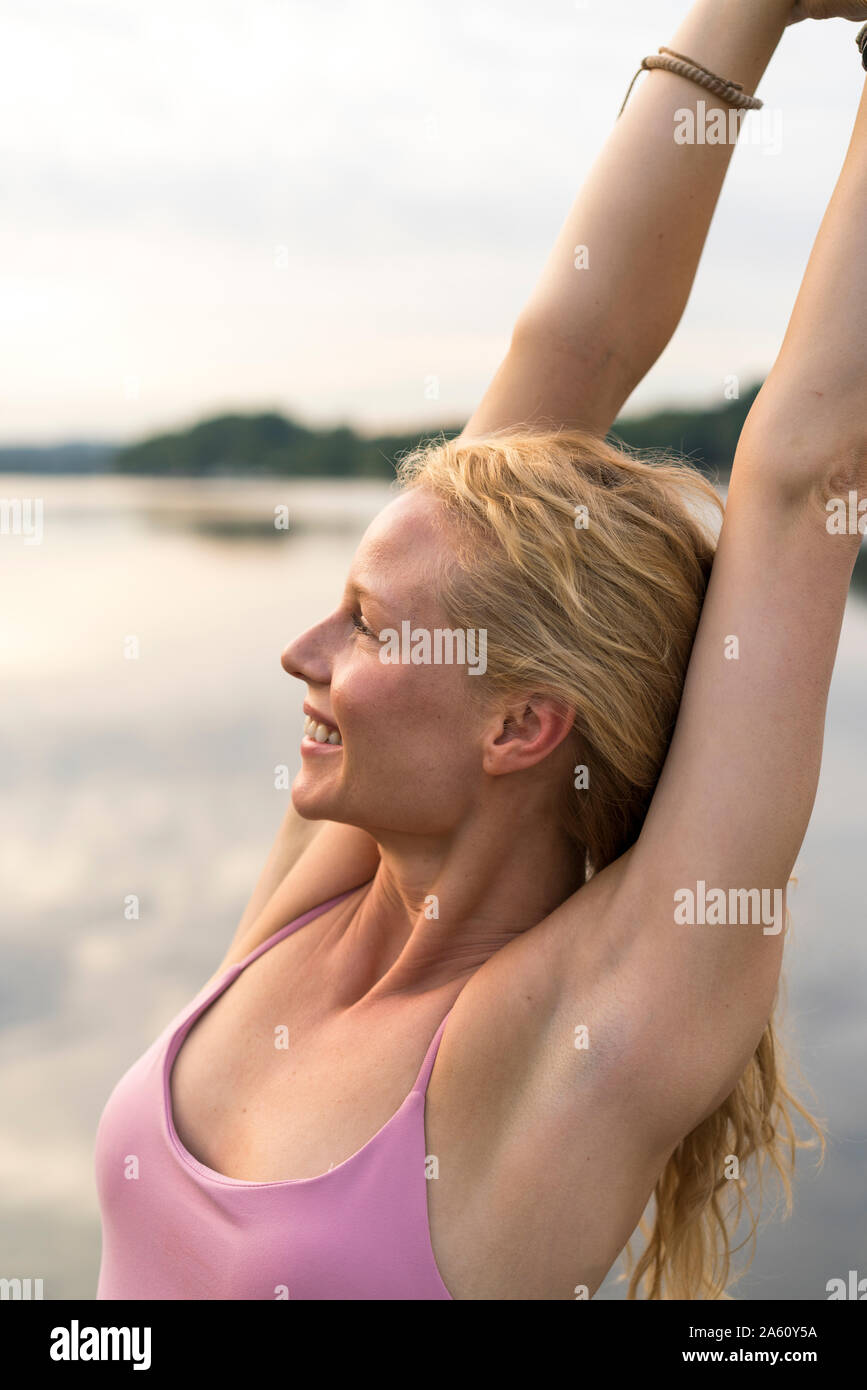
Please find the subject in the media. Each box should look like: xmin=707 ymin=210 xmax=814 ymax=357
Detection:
xmin=95 ymin=0 xmax=867 ymax=1299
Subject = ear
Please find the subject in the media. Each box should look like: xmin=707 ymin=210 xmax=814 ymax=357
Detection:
xmin=482 ymin=695 xmax=576 ymax=776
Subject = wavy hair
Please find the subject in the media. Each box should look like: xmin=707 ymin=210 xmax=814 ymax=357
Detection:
xmin=395 ymin=425 xmax=824 ymax=1300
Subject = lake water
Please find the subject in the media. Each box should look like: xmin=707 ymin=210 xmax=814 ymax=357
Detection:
xmin=1 ymin=474 xmax=865 ymax=1300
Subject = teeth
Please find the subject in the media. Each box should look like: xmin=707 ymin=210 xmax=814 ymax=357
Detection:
xmin=303 ymin=714 xmax=342 ymax=745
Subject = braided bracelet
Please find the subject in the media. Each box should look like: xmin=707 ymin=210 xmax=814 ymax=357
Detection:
xmin=618 ymin=46 xmax=762 ymax=120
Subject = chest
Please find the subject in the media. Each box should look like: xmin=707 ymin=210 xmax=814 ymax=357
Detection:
xmin=168 ymin=949 xmax=452 ymax=1185
xmin=167 ymin=933 xmax=666 ymax=1299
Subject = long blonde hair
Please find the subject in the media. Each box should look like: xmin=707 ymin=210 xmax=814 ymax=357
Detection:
xmin=396 ymin=425 xmax=824 ymax=1299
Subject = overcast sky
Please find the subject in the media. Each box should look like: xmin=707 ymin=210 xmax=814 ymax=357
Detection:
xmin=2 ymin=0 xmax=864 ymax=444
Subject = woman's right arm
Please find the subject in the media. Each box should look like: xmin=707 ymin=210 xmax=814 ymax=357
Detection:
xmin=215 ymin=808 xmax=380 ymax=973
xmin=457 ymin=0 xmax=796 ymax=442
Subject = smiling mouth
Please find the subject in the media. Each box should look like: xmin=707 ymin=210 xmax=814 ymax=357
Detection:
xmin=303 ymin=714 xmax=342 ymax=746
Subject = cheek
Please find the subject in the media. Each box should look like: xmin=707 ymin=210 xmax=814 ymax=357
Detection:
xmin=328 ymin=661 xmax=488 ymax=833
xmin=335 ymin=660 xmax=477 ymax=762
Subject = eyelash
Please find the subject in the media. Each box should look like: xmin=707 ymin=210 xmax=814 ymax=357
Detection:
xmin=351 ymin=611 xmax=375 ymax=638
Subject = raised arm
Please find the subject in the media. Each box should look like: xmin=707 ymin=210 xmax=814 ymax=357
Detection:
xmin=573 ymin=59 xmax=867 ymax=1141
xmin=459 ymin=0 xmax=796 ymax=440
xmin=213 ymin=807 xmax=380 ymax=977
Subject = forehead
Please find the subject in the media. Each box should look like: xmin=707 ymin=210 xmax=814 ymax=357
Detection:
xmin=350 ymin=489 xmax=450 ymax=602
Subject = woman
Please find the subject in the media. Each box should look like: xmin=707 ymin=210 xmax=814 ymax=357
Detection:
xmin=95 ymin=0 xmax=867 ymax=1300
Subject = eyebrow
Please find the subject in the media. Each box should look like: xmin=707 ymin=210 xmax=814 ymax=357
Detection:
xmin=347 ymin=579 xmax=385 ymax=607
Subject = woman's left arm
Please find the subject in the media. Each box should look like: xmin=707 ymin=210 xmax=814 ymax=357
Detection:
xmin=458 ymin=0 xmax=797 ymax=440
xmin=553 ymin=66 xmax=867 ymax=1146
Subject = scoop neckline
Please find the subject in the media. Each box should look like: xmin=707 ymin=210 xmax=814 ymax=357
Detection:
xmin=161 ymin=978 xmax=457 ymax=1300
xmin=161 ymin=988 xmax=452 ymax=1192
xmin=158 ymin=889 xmax=460 ymax=1299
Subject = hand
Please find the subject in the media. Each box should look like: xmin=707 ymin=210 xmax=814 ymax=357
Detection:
xmin=787 ymin=1 xmax=867 ymax=23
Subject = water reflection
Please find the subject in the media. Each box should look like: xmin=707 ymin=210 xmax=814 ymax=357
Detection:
xmin=1 ymin=474 xmax=865 ymax=1300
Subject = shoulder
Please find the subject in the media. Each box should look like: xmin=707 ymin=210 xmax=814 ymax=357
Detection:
xmin=428 ymin=860 xmax=637 ymax=1157
xmin=436 ymin=848 xmax=777 ymax=1170
xmin=534 ymin=850 xmax=782 ymax=1150
xmin=423 ymin=861 xmax=693 ymax=1297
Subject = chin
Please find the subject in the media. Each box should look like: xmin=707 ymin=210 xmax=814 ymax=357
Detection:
xmin=291 ymin=770 xmax=344 ymax=822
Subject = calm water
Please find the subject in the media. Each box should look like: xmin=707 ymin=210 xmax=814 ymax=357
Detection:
xmin=1 ymin=475 xmax=865 ymax=1300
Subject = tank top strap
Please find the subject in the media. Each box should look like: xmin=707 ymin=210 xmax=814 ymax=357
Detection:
xmin=412 ymin=1006 xmax=454 ymax=1096
xmin=231 ymin=885 xmax=364 ymax=975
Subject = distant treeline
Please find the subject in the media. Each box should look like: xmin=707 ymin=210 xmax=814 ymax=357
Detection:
xmin=610 ymin=383 xmax=763 ymax=479
xmin=0 ymin=442 xmax=117 ymax=474
xmin=117 ymin=416 xmax=438 ymax=480
xmin=113 ymin=385 xmax=764 ymax=480
xmin=0 ymin=383 xmax=765 ymax=480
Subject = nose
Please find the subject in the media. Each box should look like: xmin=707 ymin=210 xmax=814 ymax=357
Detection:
xmin=281 ymin=619 xmax=333 ymax=684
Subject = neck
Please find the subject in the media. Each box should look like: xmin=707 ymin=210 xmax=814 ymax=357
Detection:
xmin=336 ymin=800 xmax=585 ymax=1003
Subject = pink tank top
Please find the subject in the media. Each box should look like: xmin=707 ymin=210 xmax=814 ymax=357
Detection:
xmin=94 ymin=889 xmax=455 ymax=1300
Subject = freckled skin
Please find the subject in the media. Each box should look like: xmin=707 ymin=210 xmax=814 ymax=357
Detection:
xmin=281 ymin=489 xmax=575 ymax=850
xmin=169 ymin=0 xmax=867 ymax=1300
